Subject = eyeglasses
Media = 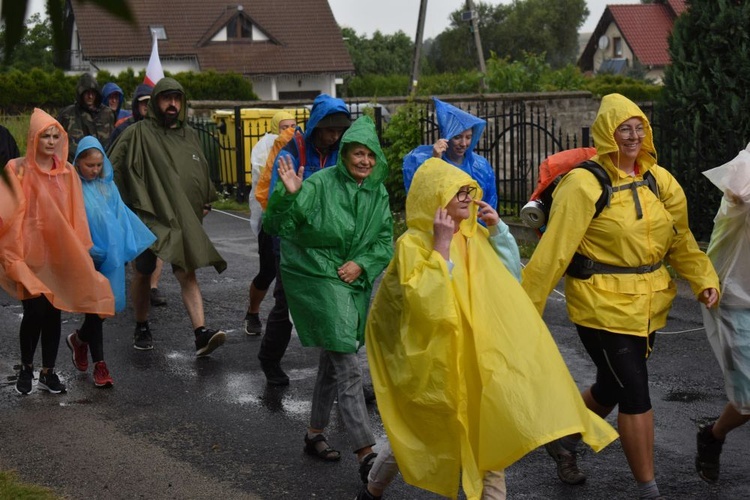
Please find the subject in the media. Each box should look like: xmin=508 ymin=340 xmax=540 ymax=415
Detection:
xmin=455 ymin=186 xmax=477 ymax=202
xmin=616 ymin=125 xmax=646 ymax=138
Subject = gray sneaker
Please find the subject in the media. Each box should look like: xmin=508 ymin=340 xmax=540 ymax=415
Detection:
xmin=545 ymin=439 xmax=586 ymax=485
xmin=244 ymin=313 xmax=262 ymax=336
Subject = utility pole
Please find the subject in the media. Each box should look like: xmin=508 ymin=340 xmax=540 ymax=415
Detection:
xmin=465 ymin=0 xmax=487 ymax=91
xmin=409 ymin=0 xmax=428 ymax=96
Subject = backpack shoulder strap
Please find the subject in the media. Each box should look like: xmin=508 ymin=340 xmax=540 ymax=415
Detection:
xmin=643 ymin=169 xmax=659 ymax=198
xmin=574 ymin=160 xmax=612 ymax=218
xmin=293 ymin=130 xmax=306 ymax=167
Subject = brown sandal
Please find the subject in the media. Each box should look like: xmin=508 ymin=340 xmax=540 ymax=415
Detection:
xmin=304 ymin=433 xmax=341 ymax=461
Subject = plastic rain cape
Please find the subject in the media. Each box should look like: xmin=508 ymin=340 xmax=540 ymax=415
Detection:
xmin=74 ymin=136 xmax=156 ymax=312
xmin=264 ymin=116 xmax=393 ymax=353
xmin=402 ymin=97 xmax=498 ymax=209
xmin=366 ymin=159 xmax=618 ymax=499
xmin=0 ymin=108 xmax=114 ymax=316
xmin=702 ymin=143 xmax=750 ymax=413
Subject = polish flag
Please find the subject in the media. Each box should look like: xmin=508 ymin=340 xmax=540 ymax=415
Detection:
xmin=144 ymin=32 xmax=164 ymax=86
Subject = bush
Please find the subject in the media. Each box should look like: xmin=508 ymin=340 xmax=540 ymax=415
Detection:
xmin=584 ymin=74 xmax=662 ymax=102
xmin=0 ymin=69 xmax=257 ymax=114
xmin=382 ymin=100 xmax=423 ymax=212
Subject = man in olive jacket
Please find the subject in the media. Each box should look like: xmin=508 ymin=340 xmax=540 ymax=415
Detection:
xmin=108 ymin=77 xmax=227 ymax=357
xmin=57 ymin=73 xmax=115 ymax=162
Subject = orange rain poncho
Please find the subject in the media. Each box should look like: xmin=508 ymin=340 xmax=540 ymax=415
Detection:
xmin=366 ymin=159 xmax=617 ymax=499
xmin=0 ymin=108 xmax=114 ymax=316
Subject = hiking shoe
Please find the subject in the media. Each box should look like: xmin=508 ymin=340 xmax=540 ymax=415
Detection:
xmin=93 ymin=361 xmax=114 ymax=388
xmin=150 ymin=287 xmax=167 ymax=307
xmin=195 ymin=328 xmax=226 ymax=357
xmin=545 ymin=439 xmax=586 ymax=485
xmin=66 ymin=330 xmax=89 ymax=372
xmin=38 ymin=370 xmax=66 ymax=394
xmin=244 ymin=313 xmax=262 ymax=336
xmin=133 ymin=324 xmax=154 ymax=350
xmin=696 ymin=423 xmax=724 ymax=483
xmin=15 ymin=365 xmax=34 ymax=395
xmin=260 ymin=359 xmax=290 ymax=386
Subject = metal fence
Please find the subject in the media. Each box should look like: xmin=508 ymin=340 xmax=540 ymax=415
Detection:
xmin=188 ymin=104 xmax=385 ymax=202
xmin=188 ymin=99 xmax=718 ymax=239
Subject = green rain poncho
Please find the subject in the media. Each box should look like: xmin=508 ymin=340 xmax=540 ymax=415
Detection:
xmin=108 ymin=78 xmax=226 ymax=273
xmin=264 ymin=116 xmax=393 ymax=353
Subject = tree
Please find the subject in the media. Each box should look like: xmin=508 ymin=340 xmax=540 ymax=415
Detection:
xmin=426 ymin=0 xmax=588 ymax=72
xmin=0 ymin=14 xmax=55 ymax=71
xmin=0 ymin=0 xmax=133 ymax=64
xmin=659 ymin=0 xmax=750 ymax=239
xmin=342 ymin=27 xmax=413 ymax=76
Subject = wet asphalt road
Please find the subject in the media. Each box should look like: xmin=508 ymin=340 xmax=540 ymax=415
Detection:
xmin=0 ymin=209 xmax=748 ymax=500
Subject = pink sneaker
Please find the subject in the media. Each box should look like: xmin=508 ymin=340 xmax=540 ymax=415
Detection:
xmin=93 ymin=361 xmax=114 ymax=388
xmin=66 ymin=331 xmax=89 ymax=372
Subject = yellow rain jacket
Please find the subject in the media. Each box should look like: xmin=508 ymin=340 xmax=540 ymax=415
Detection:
xmin=523 ymin=94 xmax=719 ymax=336
xmin=366 ymin=159 xmax=617 ymax=499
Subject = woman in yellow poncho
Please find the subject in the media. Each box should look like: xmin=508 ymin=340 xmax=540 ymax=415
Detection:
xmin=363 ymin=158 xmax=617 ymax=500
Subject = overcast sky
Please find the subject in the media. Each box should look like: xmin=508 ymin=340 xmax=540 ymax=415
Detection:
xmin=328 ymin=0 xmax=643 ymax=39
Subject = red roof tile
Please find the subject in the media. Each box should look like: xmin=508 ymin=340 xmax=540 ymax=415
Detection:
xmin=70 ymin=0 xmax=354 ymax=75
xmin=667 ymin=0 xmax=687 ymax=16
xmin=609 ymin=4 xmax=674 ymax=66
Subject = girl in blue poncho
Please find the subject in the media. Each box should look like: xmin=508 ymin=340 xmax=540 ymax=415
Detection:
xmin=67 ymin=136 xmax=155 ymax=387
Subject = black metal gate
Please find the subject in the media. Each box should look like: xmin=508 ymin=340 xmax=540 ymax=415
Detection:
xmin=419 ymin=100 xmax=591 ymax=216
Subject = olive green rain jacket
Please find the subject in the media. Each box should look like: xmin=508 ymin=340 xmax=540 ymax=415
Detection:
xmin=263 ymin=116 xmax=393 ymax=353
xmin=522 ymin=93 xmax=719 ymax=337
xmin=108 ymin=77 xmax=226 ymax=273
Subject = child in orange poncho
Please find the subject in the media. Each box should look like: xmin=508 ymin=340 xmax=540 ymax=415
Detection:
xmin=0 ymin=109 xmax=114 ymax=395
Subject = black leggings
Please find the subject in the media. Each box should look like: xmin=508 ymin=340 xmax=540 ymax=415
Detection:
xmin=20 ymin=295 xmax=61 ymax=368
xmin=78 ymin=313 xmax=105 ymax=362
xmin=576 ymin=325 xmax=656 ymax=415
xmin=251 ymin=227 xmax=276 ymax=291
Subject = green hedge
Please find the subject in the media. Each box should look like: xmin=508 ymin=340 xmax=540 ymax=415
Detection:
xmin=0 ymin=69 xmax=258 ymax=114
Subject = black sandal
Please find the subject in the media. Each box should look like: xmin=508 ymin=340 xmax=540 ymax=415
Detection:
xmin=304 ymin=433 xmax=341 ymax=462
xmin=359 ymin=452 xmax=378 ymax=483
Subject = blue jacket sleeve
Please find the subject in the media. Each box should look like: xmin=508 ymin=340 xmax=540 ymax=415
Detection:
xmin=474 ymin=155 xmax=498 ymax=210
xmin=402 ymin=146 xmax=433 ymax=193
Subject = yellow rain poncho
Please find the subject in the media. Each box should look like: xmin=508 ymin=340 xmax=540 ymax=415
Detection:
xmin=365 ymin=159 xmax=617 ymax=499
xmin=523 ymin=93 xmax=719 ymax=336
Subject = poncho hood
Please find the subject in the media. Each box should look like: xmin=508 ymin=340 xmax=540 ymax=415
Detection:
xmin=304 ymin=93 xmax=350 ymax=140
xmin=591 ymin=93 xmax=657 ymax=173
xmin=27 ymin=108 xmax=68 ymax=170
xmin=434 ymin=97 xmax=485 ymax=154
xmin=270 ymin=110 xmax=295 ymax=135
xmin=74 ymin=135 xmax=112 ymax=182
xmin=406 ymin=158 xmax=482 ymax=237
xmin=102 ymin=82 xmax=124 ymax=117
xmin=336 ymin=115 xmax=388 ymax=188
xmin=148 ymin=77 xmax=187 ymax=128
xmin=75 ymin=73 xmax=103 ymax=110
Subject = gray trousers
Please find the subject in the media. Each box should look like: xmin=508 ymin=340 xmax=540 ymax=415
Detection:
xmin=309 ymin=349 xmax=375 ymax=452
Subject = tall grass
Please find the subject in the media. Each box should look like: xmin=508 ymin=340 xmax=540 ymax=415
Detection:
xmin=1 ymin=114 xmax=31 ymax=155
xmin=0 ymin=470 xmax=58 ymax=499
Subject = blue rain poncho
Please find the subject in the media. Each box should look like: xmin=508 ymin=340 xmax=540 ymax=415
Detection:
xmin=403 ymin=97 xmax=498 ymax=209
xmin=74 ymin=136 xmax=155 ymax=311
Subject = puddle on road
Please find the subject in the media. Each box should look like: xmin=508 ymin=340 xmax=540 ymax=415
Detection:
xmin=663 ymin=390 xmax=706 ymax=403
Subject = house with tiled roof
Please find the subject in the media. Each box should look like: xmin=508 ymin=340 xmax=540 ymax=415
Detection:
xmin=578 ymin=0 xmax=687 ymax=83
xmin=63 ymin=0 xmax=354 ymax=100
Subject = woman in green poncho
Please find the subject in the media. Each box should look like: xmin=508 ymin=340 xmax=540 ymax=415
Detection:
xmin=264 ymin=115 xmax=393 ymax=479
